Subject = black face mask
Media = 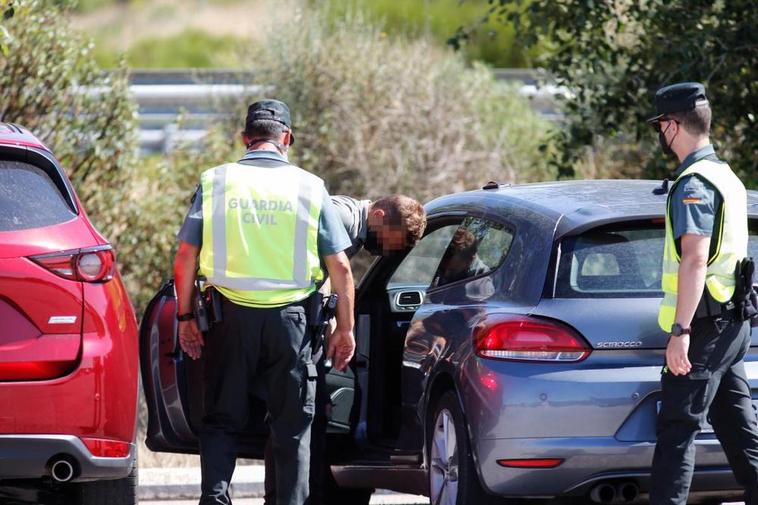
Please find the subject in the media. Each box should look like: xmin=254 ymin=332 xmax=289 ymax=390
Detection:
xmin=658 ymin=123 xmax=677 ymax=157
xmin=363 ymin=228 xmax=383 ymax=256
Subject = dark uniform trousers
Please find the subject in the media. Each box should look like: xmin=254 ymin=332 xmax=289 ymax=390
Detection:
xmin=199 ymin=296 xmax=317 ymax=505
xmin=263 ymin=359 xmax=329 ymax=505
xmin=651 ymin=317 xmax=758 ymax=505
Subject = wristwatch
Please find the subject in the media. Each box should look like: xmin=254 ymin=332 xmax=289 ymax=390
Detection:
xmin=670 ymin=323 xmax=691 ymax=337
xmin=176 ymin=312 xmax=194 ymax=322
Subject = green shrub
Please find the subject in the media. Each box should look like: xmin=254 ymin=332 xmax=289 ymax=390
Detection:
xmin=245 ymin=3 xmax=555 ymax=203
xmin=315 ymin=0 xmax=545 ymax=68
xmin=121 ymin=29 xmax=243 ymax=69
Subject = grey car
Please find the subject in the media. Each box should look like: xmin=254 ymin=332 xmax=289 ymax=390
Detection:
xmin=141 ymin=179 xmax=758 ymax=504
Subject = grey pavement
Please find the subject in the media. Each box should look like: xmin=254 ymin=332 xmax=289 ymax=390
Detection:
xmin=138 ymin=465 xmax=426 ymax=503
xmin=142 ymin=498 xmax=427 ymax=505
xmin=137 ymin=465 xmax=742 ymax=504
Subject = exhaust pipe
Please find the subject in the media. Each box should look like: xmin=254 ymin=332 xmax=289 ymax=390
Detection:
xmin=618 ymin=482 xmax=639 ymax=503
xmin=589 ymin=483 xmax=617 ymax=504
xmin=48 ymin=457 xmax=77 ymax=483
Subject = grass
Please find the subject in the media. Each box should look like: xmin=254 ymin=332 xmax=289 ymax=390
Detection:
xmin=121 ymin=29 xmax=243 ymax=68
xmin=319 ymin=0 xmax=546 ymax=68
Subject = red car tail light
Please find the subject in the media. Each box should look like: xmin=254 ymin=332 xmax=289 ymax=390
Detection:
xmin=81 ymin=438 xmax=130 ymax=458
xmin=497 ymin=458 xmax=564 ymax=469
xmin=475 ymin=317 xmax=590 ymax=363
xmin=30 ymin=245 xmax=115 ymax=283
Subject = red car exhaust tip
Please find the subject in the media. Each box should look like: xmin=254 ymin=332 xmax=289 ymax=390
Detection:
xmin=496 ymin=458 xmax=564 ymax=469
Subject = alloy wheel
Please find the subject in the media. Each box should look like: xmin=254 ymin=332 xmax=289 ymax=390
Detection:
xmin=430 ymin=408 xmax=459 ymax=505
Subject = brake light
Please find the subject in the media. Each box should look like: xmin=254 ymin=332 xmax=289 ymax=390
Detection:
xmin=475 ymin=317 xmax=590 ymax=362
xmin=497 ymin=458 xmax=564 ymax=469
xmin=30 ymin=245 xmax=116 ymax=283
xmin=80 ymin=438 xmax=130 ymax=458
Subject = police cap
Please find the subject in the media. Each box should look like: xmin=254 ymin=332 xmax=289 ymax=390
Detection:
xmin=246 ymin=99 xmax=292 ymax=129
xmin=647 ymin=82 xmax=709 ymax=123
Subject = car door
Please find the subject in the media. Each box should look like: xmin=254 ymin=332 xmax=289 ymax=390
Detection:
xmin=140 ymin=280 xmax=269 ymax=457
xmin=349 ymin=217 xmax=464 ymax=447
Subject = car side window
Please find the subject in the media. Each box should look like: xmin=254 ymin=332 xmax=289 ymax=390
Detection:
xmin=431 ymin=217 xmax=514 ymax=289
xmin=386 ymin=224 xmax=460 ymax=289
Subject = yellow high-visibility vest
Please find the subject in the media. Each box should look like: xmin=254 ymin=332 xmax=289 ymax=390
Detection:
xmin=658 ymin=159 xmax=748 ymax=331
xmin=198 ymin=161 xmax=324 ymax=307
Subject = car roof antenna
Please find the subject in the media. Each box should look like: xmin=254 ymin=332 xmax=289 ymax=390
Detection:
xmin=652 ymin=178 xmax=669 ymax=195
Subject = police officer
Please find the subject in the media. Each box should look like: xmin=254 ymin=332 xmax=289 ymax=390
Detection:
xmin=173 ymin=99 xmax=356 ymax=505
xmin=648 ymin=82 xmax=758 ymax=504
xmin=263 ymin=194 xmax=427 ymax=505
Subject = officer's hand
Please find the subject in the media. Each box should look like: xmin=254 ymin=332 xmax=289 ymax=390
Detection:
xmin=665 ymin=334 xmax=691 ymax=376
xmin=327 ymin=328 xmax=355 ymax=372
xmin=178 ymin=319 xmax=204 ymax=360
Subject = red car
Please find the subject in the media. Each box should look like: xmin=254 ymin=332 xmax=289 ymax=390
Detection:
xmin=0 ymin=123 xmax=139 ymax=504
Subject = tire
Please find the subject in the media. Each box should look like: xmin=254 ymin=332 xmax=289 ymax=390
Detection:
xmin=427 ymin=390 xmax=502 ymax=505
xmin=76 ymin=462 xmax=137 ymax=505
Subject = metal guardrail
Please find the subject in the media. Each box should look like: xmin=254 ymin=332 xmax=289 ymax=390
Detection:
xmin=130 ymin=69 xmax=564 ymax=155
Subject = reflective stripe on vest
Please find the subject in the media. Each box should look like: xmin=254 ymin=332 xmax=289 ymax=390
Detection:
xmin=198 ymin=161 xmax=324 ymax=307
xmin=658 ymin=159 xmax=748 ymax=332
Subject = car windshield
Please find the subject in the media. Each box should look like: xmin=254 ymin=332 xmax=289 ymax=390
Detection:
xmin=557 ymin=220 xmax=758 ymax=298
xmin=0 ymin=160 xmax=75 ymax=232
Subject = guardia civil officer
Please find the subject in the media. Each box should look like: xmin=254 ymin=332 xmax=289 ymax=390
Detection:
xmin=263 ymin=194 xmax=427 ymax=505
xmin=648 ymin=83 xmax=758 ymax=504
xmin=174 ymin=99 xmax=356 ymax=505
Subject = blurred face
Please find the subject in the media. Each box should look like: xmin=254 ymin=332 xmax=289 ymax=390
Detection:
xmin=375 ymin=222 xmax=408 ymax=253
xmin=365 ymin=208 xmax=409 ymax=255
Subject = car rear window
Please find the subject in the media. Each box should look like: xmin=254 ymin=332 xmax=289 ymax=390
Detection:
xmin=0 ymin=160 xmax=76 ymax=232
xmin=557 ymin=220 xmax=758 ymax=298
xmin=556 ymin=225 xmax=665 ymax=298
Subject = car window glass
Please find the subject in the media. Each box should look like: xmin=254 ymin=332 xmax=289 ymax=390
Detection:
xmin=0 ymin=160 xmax=75 ymax=232
xmin=558 ymin=226 xmax=664 ymax=298
xmin=749 ymin=220 xmax=758 ymax=263
xmin=387 ymin=224 xmax=459 ymax=289
xmin=431 ymin=217 xmax=513 ymax=289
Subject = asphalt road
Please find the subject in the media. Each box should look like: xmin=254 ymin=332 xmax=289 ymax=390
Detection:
xmin=142 ymin=497 xmax=427 ymax=505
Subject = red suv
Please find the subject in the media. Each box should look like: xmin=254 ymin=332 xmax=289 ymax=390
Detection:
xmin=0 ymin=124 xmax=139 ymax=504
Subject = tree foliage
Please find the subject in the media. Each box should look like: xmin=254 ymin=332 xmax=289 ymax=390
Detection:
xmin=0 ymin=0 xmax=138 ymax=204
xmin=0 ymin=0 xmax=151 ymax=303
xmin=461 ymin=0 xmax=757 ymax=186
xmin=246 ymin=3 xmax=556 ymax=203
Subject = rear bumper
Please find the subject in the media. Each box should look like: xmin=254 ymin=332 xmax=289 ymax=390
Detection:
xmin=0 ymin=435 xmax=135 ymax=482
xmin=475 ymin=436 xmax=740 ymax=499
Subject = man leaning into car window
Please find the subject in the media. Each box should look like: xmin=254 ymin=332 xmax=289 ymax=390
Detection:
xmin=263 ymin=194 xmax=427 ymax=505
xmin=647 ymin=82 xmax=758 ymax=504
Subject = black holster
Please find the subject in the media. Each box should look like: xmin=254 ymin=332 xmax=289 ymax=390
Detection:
xmin=734 ymin=257 xmax=758 ymax=326
xmin=308 ymin=293 xmax=339 ymax=357
xmin=193 ymin=280 xmax=224 ymax=334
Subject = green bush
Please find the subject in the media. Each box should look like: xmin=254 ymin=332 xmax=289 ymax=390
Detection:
xmin=98 ymin=29 xmax=244 ymax=69
xmin=246 ymin=3 xmax=555 ymax=204
xmin=115 ymin=127 xmax=238 ymax=312
xmin=319 ymin=0 xmax=545 ymax=68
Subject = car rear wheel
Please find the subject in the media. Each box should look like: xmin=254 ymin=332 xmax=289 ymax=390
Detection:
xmin=76 ymin=462 xmax=137 ymax=505
xmin=428 ymin=390 xmax=501 ymax=505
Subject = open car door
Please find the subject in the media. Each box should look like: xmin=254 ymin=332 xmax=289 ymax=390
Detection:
xmin=139 ymin=280 xmax=269 ymax=457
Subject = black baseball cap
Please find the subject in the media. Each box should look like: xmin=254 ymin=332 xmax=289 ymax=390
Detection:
xmin=647 ymin=82 xmax=709 ymax=123
xmin=246 ymin=99 xmax=292 ymax=129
